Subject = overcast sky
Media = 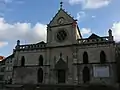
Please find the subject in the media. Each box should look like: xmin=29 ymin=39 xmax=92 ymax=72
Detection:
xmin=0 ymin=0 xmax=120 ymax=57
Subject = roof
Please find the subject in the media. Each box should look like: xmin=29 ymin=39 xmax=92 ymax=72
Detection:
xmin=3 ymin=54 xmax=14 ymax=61
xmin=36 ymin=41 xmax=46 ymax=44
xmin=47 ymin=8 xmax=82 ymax=39
xmin=88 ymin=33 xmax=101 ymax=39
xmin=48 ymin=8 xmax=75 ymax=26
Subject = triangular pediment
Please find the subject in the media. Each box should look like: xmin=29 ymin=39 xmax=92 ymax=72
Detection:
xmin=55 ymin=58 xmax=68 ymax=70
xmin=88 ymin=33 xmax=101 ymax=39
xmin=48 ymin=8 xmax=75 ymax=26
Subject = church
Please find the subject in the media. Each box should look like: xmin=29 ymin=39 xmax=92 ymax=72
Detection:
xmin=4 ymin=2 xmax=119 ymax=90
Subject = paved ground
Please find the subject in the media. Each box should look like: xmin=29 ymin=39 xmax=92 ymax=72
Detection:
xmin=3 ymin=84 xmax=119 ymax=90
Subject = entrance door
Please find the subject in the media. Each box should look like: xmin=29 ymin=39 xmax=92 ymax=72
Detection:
xmin=57 ymin=70 xmax=66 ymax=83
xmin=37 ymin=68 xmax=43 ymax=83
xmin=83 ymin=66 xmax=90 ymax=83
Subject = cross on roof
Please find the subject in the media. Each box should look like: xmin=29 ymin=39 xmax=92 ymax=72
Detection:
xmin=60 ymin=1 xmax=63 ymax=9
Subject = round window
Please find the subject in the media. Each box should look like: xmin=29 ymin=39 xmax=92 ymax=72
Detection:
xmin=56 ymin=29 xmax=67 ymax=42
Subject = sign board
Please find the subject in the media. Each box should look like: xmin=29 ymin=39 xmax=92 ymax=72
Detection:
xmin=93 ymin=66 xmax=110 ymax=77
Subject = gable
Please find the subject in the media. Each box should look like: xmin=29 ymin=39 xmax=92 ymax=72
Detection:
xmin=88 ymin=33 xmax=101 ymax=39
xmin=48 ymin=8 xmax=75 ymax=26
xmin=55 ymin=58 xmax=68 ymax=70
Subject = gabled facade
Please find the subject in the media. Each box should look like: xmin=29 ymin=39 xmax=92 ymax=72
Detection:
xmin=4 ymin=4 xmax=119 ymax=90
xmin=47 ymin=8 xmax=82 ymax=47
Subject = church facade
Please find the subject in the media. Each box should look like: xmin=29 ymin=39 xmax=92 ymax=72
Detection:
xmin=5 ymin=5 xmax=119 ymax=90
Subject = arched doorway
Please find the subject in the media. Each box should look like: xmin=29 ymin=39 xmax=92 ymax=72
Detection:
xmin=37 ymin=68 xmax=43 ymax=83
xmin=55 ymin=57 xmax=67 ymax=83
xmin=57 ymin=69 xmax=66 ymax=83
xmin=82 ymin=66 xmax=90 ymax=83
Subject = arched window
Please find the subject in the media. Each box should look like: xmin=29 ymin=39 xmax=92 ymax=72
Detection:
xmin=39 ymin=55 xmax=43 ymax=66
xmin=100 ymin=51 xmax=106 ymax=64
xmin=21 ymin=56 xmax=25 ymax=66
xmin=83 ymin=52 xmax=89 ymax=64
xmin=37 ymin=68 xmax=43 ymax=83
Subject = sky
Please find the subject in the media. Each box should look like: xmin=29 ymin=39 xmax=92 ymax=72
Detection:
xmin=0 ymin=0 xmax=120 ymax=57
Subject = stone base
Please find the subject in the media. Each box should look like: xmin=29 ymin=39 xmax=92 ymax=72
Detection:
xmin=4 ymin=84 xmax=119 ymax=90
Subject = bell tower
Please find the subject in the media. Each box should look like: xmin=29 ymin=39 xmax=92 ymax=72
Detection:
xmin=47 ymin=2 xmax=82 ymax=47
